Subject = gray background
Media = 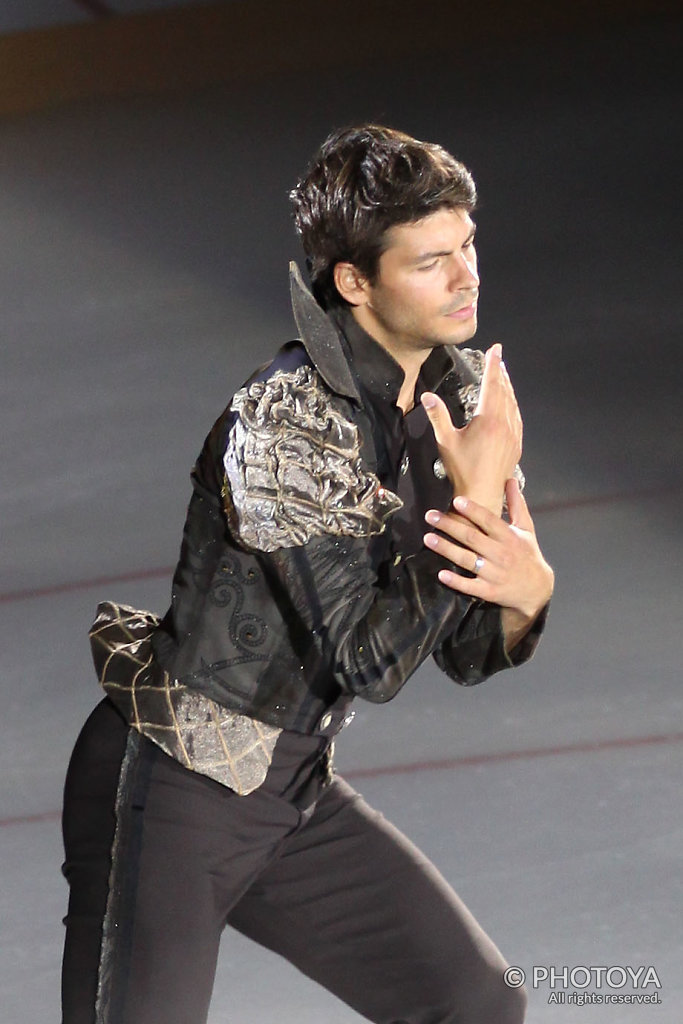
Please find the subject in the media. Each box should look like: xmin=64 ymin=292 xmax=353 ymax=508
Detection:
xmin=1 ymin=10 xmax=681 ymax=1023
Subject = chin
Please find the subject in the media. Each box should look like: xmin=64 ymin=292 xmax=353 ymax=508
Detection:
xmin=446 ymin=319 xmax=478 ymax=347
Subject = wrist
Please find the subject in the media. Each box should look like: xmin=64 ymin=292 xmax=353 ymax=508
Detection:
xmin=501 ymin=606 xmax=539 ymax=652
xmin=506 ymin=563 xmax=554 ymax=623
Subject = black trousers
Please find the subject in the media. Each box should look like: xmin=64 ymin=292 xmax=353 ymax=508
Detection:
xmin=61 ymin=699 xmax=526 ymax=1024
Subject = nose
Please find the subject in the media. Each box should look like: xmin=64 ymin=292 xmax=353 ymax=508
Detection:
xmin=448 ymin=249 xmax=479 ymax=292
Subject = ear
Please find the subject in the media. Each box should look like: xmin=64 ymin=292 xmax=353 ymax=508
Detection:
xmin=333 ymin=262 xmax=371 ymax=307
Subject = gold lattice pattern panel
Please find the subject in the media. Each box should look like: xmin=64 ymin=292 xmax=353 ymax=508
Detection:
xmin=89 ymin=601 xmax=281 ymax=795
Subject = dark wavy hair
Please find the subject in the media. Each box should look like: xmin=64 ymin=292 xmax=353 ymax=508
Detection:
xmin=289 ymin=124 xmax=477 ymax=309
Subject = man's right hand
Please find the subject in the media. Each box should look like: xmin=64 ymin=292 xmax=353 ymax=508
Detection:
xmin=421 ymin=343 xmax=522 ymax=516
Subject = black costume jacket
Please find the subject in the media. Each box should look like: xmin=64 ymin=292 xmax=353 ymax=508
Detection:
xmin=90 ymin=265 xmax=545 ymax=794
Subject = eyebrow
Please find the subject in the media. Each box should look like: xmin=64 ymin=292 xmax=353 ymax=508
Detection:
xmin=412 ymin=249 xmax=452 ymax=264
xmin=412 ymin=227 xmax=477 ymax=265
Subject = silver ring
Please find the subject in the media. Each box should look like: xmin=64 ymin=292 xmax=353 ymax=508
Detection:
xmin=473 ymin=556 xmax=485 ymax=574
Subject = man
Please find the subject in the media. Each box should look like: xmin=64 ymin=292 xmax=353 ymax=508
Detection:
xmin=61 ymin=124 xmax=553 ymax=1024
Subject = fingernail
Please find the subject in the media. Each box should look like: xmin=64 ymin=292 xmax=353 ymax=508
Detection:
xmin=421 ymin=393 xmax=437 ymax=409
xmin=425 ymin=510 xmax=441 ymax=525
xmin=453 ymin=496 xmax=467 ymax=511
xmin=423 ymin=533 xmax=439 ymax=549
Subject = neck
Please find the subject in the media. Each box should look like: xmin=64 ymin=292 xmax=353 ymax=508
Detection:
xmin=349 ymin=306 xmax=429 ymax=415
xmin=396 ymin=364 xmax=421 ymax=413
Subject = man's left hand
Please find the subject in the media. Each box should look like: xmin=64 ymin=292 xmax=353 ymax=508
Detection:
xmin=423 ymin=478 xmax=554 ymax=649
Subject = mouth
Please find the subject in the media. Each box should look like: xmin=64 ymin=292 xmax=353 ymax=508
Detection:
xmin=445 ymin=302 xmax=477 ymax=321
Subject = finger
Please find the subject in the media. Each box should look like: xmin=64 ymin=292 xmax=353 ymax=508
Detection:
xmin=420 ymin=391 xmax=457 ymax=448
xmin=437 ymin=567 xmax=492 ymax=600
xmin=475 ymin=344 xmax=504 ymax=416
xmin=480 ymin=348 xmax=522 ymax=425
xmin=505 ymin=478 xmax=534 ymax=532
xmin=451 ymin=495 xmax=509 ymax=540
xmin=497 ymin=361 xmax=522 ymax=427
xmin=424 ymin=510 xmax=499 ymax=560
xmin=423 ymin=531 xmax=503 ymax=579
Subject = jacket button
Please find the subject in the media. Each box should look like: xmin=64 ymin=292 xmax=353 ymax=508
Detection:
xmin=319 ymin=711 xmax=333 ymax=731
xmin=433 ymin=458 xmax=447 ymax=480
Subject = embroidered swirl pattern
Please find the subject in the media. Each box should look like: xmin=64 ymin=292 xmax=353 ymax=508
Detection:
xmin=206 ymin=553 xmax=268 ymax=665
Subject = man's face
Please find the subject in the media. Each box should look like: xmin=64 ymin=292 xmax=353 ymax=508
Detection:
xmin=351 ymin=206 xmax=479 ymax=358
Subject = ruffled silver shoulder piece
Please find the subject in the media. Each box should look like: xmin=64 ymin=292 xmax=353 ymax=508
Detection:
xmin=224 ymin=364 xmax=403 ymax=552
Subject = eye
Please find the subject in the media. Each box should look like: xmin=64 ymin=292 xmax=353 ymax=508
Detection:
xmin=417 ymin=260 xmax=438 ymax=272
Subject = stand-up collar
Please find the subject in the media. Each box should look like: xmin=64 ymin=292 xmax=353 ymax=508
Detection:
xmin=289 ymin=262 xmax=360 ymax=402
xmin=333 ymin=307 xmax=405 ymax=406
